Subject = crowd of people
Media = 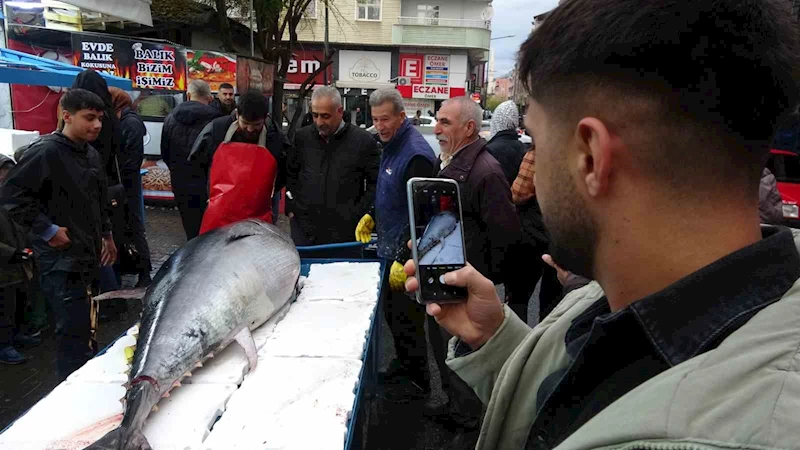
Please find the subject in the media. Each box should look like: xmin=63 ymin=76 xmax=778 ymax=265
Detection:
xmin=3 ymin=0 xmax=800 ymax=447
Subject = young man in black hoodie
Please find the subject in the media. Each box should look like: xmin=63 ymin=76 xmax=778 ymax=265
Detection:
xmin=1 ymin=89 xmax=117 ymax=380
xmin=161 ymin=79 xmax=221 ymax=240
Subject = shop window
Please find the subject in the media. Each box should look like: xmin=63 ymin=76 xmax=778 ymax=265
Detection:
xmin=304 ymin=0 xmax=318 ymax=19
xmin=357 ymin=0 xmax=382 ymax=21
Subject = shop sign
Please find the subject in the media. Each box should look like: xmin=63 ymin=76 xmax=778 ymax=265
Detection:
xmin=71 ymin=35 xmax=187 ymax=91
xmin=286 ymin=50 xmax=332 ymax=85
xmin=236 ymin=55 xmax=274 ymax=96
xmin=186 ymin=50 xmax=236 ymax=93
xmin=412 ymin=84 xmax=450 ymax=100
xmin=424 ymin=54 xmax=449 ymax=86
xmin=399 ymin=54 xmax=424 ymax=85
xmin=338 ymin=50 xmax=391 ymax=84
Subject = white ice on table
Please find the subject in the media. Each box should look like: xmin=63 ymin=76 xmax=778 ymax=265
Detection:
xmin=203 ymin=357 xmax=362 ymax=450
xmin=419 ymin=222 xmax=464 ymax=266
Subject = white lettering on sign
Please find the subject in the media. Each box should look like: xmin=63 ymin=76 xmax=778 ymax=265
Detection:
xmin=82 ymin=53 xmax=114 ymax=62
xmin=136 ymin=62 xmax=173 ymax=74
xmin=81 ymin=42 xmax=114 ymax=52
xmin=287 ymin=58 xmax=321 ymax=74
xmin=136 ymin=76 xmax=175 ymax=89
xmin=412 ymin=84 xmax=450 ymax=100
xmin=403 ymin=58 xmax=420 ymax=78
xmin=133 ymin=49 xmax=175 ymax=62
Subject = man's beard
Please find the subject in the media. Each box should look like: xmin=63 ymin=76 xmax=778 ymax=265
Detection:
xmin=540 ymin=156 xmax=598 ymax=279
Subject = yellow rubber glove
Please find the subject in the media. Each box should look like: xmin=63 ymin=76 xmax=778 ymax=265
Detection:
xmin=124 ymin=345 xmax=136 ymax=365
xmin=389 ymin=261 xmax=407 ymax=292
xmin=355 ymin=214 xmax=375 ymax=244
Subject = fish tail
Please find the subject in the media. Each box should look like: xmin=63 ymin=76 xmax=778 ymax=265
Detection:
xmin=84 ymin=426 xmax=152 ymax=450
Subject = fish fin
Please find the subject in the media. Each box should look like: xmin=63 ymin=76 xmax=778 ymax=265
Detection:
xmin=93 ymin=287 xmax=148 ymax=302
xmin=225 ymin=219 xmax=294 ymax=246
xmin=234 ymin=327 xmax=258 ymax=372
xmin=226 ymin=220 xmax=271 ymax=242
xmin=83 ymin=426 xmax=152 ymax=450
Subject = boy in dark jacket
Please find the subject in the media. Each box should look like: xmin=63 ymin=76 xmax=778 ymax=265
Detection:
xmin=1 ymin=89 xmax=117 ymax=380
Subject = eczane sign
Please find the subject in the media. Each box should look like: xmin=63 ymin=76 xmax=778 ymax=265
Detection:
xmin=412 ymin=84 xmax=450 ymax=100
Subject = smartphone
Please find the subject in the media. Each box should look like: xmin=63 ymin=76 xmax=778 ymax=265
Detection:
xmin=407 ymin=177 xmax=468 ymax=304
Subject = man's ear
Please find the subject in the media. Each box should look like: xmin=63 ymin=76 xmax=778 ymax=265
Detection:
xmin=576 ymin=117 xmax=614 ymax=197
xmin=468 ymin=119 xmax=478 ymax=137
xmin=61 ymin=110 xmax=72 ymax=126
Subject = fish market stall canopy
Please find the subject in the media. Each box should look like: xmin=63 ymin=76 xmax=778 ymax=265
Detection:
xmin=0 ymin=47 xmax=132 ymax=89
xmin=65 ymin=0 xmax=153 ymax=27
xmin=2 ymin=0 xmax=153 ymax=29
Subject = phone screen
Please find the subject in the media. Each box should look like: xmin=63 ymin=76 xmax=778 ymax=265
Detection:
xmin=410 ymin=179 xmax=467 ymax=303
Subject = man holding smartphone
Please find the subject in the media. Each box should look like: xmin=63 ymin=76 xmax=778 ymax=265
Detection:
xmin=355 ymin=88 xmax=436 ymax=399
xmin=405 ymin=0 xmax=800 ymax=448
xmin=1 ymin=89 xmax=117 ymax=380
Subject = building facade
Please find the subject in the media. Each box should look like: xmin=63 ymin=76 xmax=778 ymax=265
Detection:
xmin=291 ymin=0 xmax=492 ymax=124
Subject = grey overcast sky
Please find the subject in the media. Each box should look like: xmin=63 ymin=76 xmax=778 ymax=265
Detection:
xmin=490 ymin=0 xmax=558 ymax=77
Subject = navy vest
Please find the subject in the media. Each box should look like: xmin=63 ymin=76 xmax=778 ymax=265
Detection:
xmin=375 ymin=120 xmax=436 ymax=259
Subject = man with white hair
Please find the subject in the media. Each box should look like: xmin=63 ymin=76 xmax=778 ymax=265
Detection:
xmin=161 ymin=79 xmax=221 ymax=239
xmin=427 ymin=96 xmax=531 ymax=430
xmin=286 ymin=86 xmax=379 ymax=247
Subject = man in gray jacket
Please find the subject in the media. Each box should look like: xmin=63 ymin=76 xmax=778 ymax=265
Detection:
xmin=403 ymin=0 xmax=800 ymax=449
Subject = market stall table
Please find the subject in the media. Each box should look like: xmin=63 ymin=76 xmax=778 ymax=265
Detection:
xmin=0 ymin=259 xmax=386 ymax=450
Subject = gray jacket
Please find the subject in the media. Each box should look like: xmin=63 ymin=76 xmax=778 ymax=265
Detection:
xmin=449 ymin=228 xmax=800 ymax=450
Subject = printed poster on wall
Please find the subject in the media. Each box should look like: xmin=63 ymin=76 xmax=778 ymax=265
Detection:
xmin=71 ymin=34 xmax=187 ymax=92
xmin=236 ymin=55 xmax=274 ymax=96
xmin=186 ymin=50 xmax=237 ymax=93
xmin=424 ymin=55 xmax=449 ymax=86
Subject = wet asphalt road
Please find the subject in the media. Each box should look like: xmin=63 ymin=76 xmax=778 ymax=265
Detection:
xmin=0 ymin=206 xmax=540 ymax=449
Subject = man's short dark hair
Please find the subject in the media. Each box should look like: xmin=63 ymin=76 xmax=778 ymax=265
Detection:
xmin=519 ymin=0 xmax=800 ymax=191
xmin=60 ymin=88 xmax=106 ymax=114
xmin=219 ymin=83 xmax=234 ymax=91
xmin=237 ymin=89 xmax=269 ymax=122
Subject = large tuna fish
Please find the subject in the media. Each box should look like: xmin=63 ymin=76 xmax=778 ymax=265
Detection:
xmin=417 ymin=210 xmax=458 ymax=259
xmin=86 ymin=219 xmax=301 ymax=450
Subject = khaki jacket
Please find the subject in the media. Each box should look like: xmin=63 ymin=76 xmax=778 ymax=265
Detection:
xmin=449 ymin=230 xmax=800 ymax=450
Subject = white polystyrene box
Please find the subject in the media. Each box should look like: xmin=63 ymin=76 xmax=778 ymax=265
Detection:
xmin=261 ymin=300 xmax=375 ymax=359
xmin=297 ymin=262 xmax=381 ymax=304
xmin=203 ymin=357 xmax=362 ymax=450
xmin=0 ymin=128 xmax=39 ymax=159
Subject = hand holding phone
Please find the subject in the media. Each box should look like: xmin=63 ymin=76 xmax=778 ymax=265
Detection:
xmin=407 ymin=178 xmax=468 ymax=304
xmin=403 ymin=259 xmax=504 ymax=349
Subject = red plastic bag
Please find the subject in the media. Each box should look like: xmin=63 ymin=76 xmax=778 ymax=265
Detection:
xmin=199 ymin=141 xmax=278 ymax=235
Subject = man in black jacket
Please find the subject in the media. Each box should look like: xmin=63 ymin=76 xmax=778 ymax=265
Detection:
xmin=161 ymin=80 xmax=221 ymax=239
xmin=287 ymin=86 xmax=380 ymax=247
xmin=1 ymin=89 xmax=117 ymax=380
xmin=210 ymin=83 xmax=236 ymax=116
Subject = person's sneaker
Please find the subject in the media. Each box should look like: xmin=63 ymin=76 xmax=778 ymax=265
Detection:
xmin=13 ymin=333 xmax=41 ymax=348
xmin=0 ymin=346 xmax=27 ymax=364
